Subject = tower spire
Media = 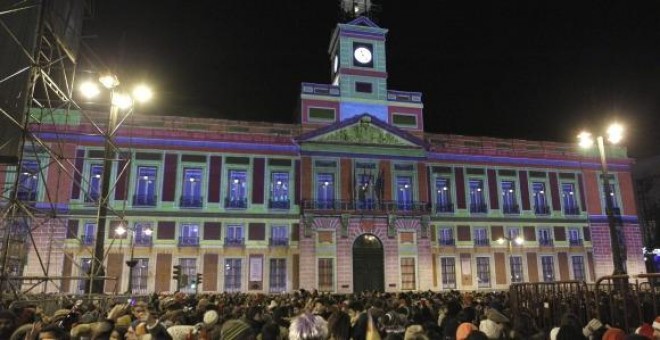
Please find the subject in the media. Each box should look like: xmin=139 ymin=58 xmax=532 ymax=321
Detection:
xmin=341 ymin=0 xmax=377 ymax=19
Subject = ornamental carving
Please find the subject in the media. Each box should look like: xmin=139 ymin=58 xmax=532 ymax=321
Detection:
xmin=317 ymin=117 xmax=409 ymax=146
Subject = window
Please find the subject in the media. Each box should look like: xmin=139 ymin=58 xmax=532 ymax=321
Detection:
xmin=568 ymin=228 xmax=582 ymax=246
xmin=269 ymin=258 xmax=286 ymax=292
xmin=510 ymin=256 xmax=524 ymax=283
xmin=225 ymin=224 xmax=244 ymax=246
xmin=474 ymin=227 xmax=489 ymax=246
xmin=316 ymin=173 xmax=335 ymax=209
xmin=501 ymin=181 xmax=519 ymax=214
xmin=532 ymin=182 xmax=549 ymax=215
xmin=396 ymin=176 xmax=413 ymax=211
xmin=17 ymin=159 xmax=39 ymax=201
xmin=572 ymin=256 xmax=586 ymax=281
xmin=134 ymin=166 xmax=157 ymax=206
xmin=131 ymin=258 xmax=149 ymax=294
xmin=435 ymin=178 xmax=454 ymax=213
xmin=392 ymin=114 xmax=417 ymax=126
xmin=226 ymin=170 xmax=248 ymax=208
xmin=82 ymin=223 xmax=95 ymax=245
xmin=269 ymin=172 xmax=290 ymax=209
xmin=439 ymin=227 xmax=454 ymax=246
xmin=308 ymin=107 xmax=335 ymax=121
xmin=541 ymin=256 xmax=555 ymax=282
xmin=270 ymin=226 xmax=288 ymax=246
xmin=181 ymin=168 xmax=203 ymax=208
xmin=561 ymin=183 xmax=580 ymax=215
xmin=134 ymin=222 xmax=153 ymax=246
xmin=476 ymin=257 xmax=491 ymax=288
xmin=180 ymin=258 xmax=197 ymax=292
xmin=179 ymin=223 xmax=199 ymax=246
xmin=355 ymin=82 xmax=373 ymax=93
xmin=86 ymin=164 xmax=103 ymax=202
xmin=401 ymin=257 xmax=416 ymax=290
xmin=469 ymin=179 xmax=487 ymax=213
xmin=78 ymin=257 xmax=92 ymax=293
xmin=507 ymin=227 xmax=521 ymax=240
xmin=538 ymin=228 xmax=553 ymax=246
xmin=318 ymin=258 xmax=334 ymax=291
xmin=602 ymin=180 xmax=620 ymax=213
xmin=356 ymin=169 xmax=376 ymax=210
xmin=441 ymin=257 xmax=456 ymax=289
xmin=224 ymin=258 xmax=242 ymax=292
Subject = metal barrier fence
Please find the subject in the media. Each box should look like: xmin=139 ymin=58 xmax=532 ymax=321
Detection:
xmin=7 ymin=294 xmax=150 ymax=317
xmin=511 ymin=273 xmax=660 ymax=333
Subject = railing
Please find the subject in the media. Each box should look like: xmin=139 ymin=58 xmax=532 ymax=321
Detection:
xmin=569 ymin=239 xmax=583 ymax=246
xmin=134 ymin=236 xmax=152 ymax=247
xmin=503 ymin=204 xmax=520 ymax=215
xmin=84 ymin=192 xmax=100 ymax=203
xmin=301 ymin=199 xmax=431 ymax=215
xmin=81 ymin=234 xmax=94 ymax=245
xmin=438 ymin=238 xmax=455 ymax=246
xmin=564 ymin=205 xmax=581 ymax=216
xmin=133 ymin=194 xmax=157 ymax=207
xmin=224 ymin=238 xmax=244 ymax=247
xmin=225 ymin=198 xmax=247 ymax=209
xmin=539 ymin=238 xmax=554 ymax=246
xmin=534 ymin=205 xmax=551 ymax=215
xmin=435 ymin=203 xmax=454 ymax=213
xmin=474 ymin=238 xmax=489 ymax=246
xmin=269 ymin=238 xmax=289 ymax=247
xmin=16 ymin=191 xmax=37 ymax=201
xmin=180 ymin=196 xmax=203 ymax=208
xmin=178 ymin=236 xmax=199 ymax=247
xmin=470 ymin=203 xmax=488 ymax=214
xmin=301 ymin=83 xmax=341 ymax=97
xmin=268 ymin=199 xmax=290 ymax=210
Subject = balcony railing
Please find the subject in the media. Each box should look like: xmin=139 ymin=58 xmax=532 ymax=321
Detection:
xmin=470 ymin=203 xmax=488 ymax=214
xmin=81 ymin=234 xmax=94 ymax=246
xmin=539 ymin=238 xmax=554 ymax=246
xmin=301 ymin=199 xmax=431 ymax=215
xmin=16 ymin=191 xmax=37 ymax=201
xmin=133 ymin=194 xmax=157 ymax=207
xmin=438 ymin=238 xmax=455 ymax=246
xmin=225 ymin=198 xmax=247 ymax=209
xmin=268 ymin=199 xmax=290 ymax=210
xmin=134 ymin=236 xmax=152 ymax=247
xmin=534 ymin=205 xmax=551 ymax=215
xmin=502 ymin=204 xmax=520 ymax=215
xmin=178 ymin=236 xmax=199 ymax=247
xmin=84 ymin=192 xmax=100 ymax=203
xmin=563 ymin=205 xmax=580 ymax=216
xmin=474 ymin=238 xmax=490 ymax=246
xmin=224 ymin=238 xmax=244 ymax=247
xmin=435 ymin=203 xmax=454 ymax=214
xmin=569 ymin=238 xmax=583 ymax=246
xmin=269 ymin=238 xmax=289 ymax=247
xmin=180 ymin=196 xmax=203 ymax=208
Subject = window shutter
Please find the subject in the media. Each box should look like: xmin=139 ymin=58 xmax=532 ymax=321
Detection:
xmin=66 ymin=220 xmax=79 ymax=239
xmin=162 ymin=154 xmax=178 ymax=202
xmin=204 ymin=222 xmax=221 ymax=240
xmin=454 ymin=167 xmax=466 ymax=209
xmin=554 ymin=227 xmax=566 ymax=241
xmin=523 ymin=226 xmax=536 ymax=241
xmin=519 ymin=171 xmax=530 ymax=210
xmin=157 ymin=221 xmax=175 ymax=240
xmin=252 ymin=158 xmax=265 ymax=204
xmin=71 ymin=149 xmax=85 ymax=199
xmin=487 ymin=169 xmax=499 ymax=209
xmin=291 ymin=223 xmax=300 ymax=241
xmin=491 ymin=226 xmax=503 ymax=241
xmin=549 ymin=172 xmax=561 ymax=211
xmin=457 ymin=225 xmax=471 ymax=241
xmin=248 ymin=223 xmax=265 ymax=241
xmin=208 ymin=156 xmax=222 ymax=203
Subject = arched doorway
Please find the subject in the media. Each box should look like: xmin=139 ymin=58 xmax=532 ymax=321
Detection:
xmin=353 ymin=234 xmax=384 ymax=292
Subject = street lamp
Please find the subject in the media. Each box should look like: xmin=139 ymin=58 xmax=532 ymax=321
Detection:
xmin=497 ymin=235 xmax=524 ymax=253
xmin=79 ymin=74 xmax=152 ymax=294
xmin=115 ymin=224 xmax=153 ymax=293
xmin=578 ymin=123 xmax=626 ymax=275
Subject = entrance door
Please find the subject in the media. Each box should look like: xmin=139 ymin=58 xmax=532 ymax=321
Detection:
xmin=353 ymin=234 xmax=384 ymax=292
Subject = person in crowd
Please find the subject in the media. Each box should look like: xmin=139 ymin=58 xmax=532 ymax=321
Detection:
xmin=0 ymin=310 xmax=17 ymax=339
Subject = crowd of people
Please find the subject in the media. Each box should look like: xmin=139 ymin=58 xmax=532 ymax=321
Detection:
xmin=1 ymin=289 xmax=660 ymax=339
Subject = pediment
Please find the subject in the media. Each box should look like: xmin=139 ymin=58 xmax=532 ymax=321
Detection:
xmin=346 ymin=16 xmax=380 ymax=28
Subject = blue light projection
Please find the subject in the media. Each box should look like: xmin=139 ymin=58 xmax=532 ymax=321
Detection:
xmin=340 ymin=102 xmax=388 ymax=122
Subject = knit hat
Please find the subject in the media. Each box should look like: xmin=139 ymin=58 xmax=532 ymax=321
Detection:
xmin=583 ymin=318 xmax=604 ymax=337
xmin=456 ymin=322 xmax=477 ymax=340
xmin=602 ymin=327 xmax=626 ymax=340
xmin=636 ymin=323 xmax=653 ymax=339
xmin=653 ymin=316 xmax=660 ymax=331
xmin=203 ymin=310 xmax=219 ymax=326
xmin=221 ymin=319 xmax=253 ymax=340
xmin=486 ymin=308 xmax=509 ymax=324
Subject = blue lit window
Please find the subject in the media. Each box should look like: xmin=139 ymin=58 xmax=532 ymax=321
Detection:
xmin=78 ymin=257 xmax=92 ymax=293
xmin=225 ymin=224 xmax=244 ymax=246
xmin=135 ymin=166 xmax=157 ymax=206
xmin=271 ymin=225 xmax=288 ymax=246
xmin=181 ymin=168 xmax=203 ymax=208
xmin=469 ymin=179 xmax=486 ymax=213
xmin=224 ymin=258 xmax=242 ymax=292
xmin=510 ymin=256 xmax=524 ymax=283
xmin=269 ymin=258 xmax=286 ymax=292
xmin=476 ymin=257 xmax=491 ymax=288
xmin=17 ymin=159 xmax=39 ymax=201
xmin=396 ymin=176 xmax=413 ymax=210
xmin=82 ymin=223 xmax=95 ymax=245
xmin=226 ymin=170 xmax=248 ymax=208
xmin=474 ymin=227 xmax=489 ymax=246
xmin=561 ymin=183 xmax=579 ymax=215
xmin=501 ymin=181 xmax=519 ymax=214
xmin=270 ymin=172 xmax=289 ymax=209
xmin=357 ymin=171 xmax=375 ymax=209
xmin=87 ymin=164 xmax=103 ymax=202
xmin=572 ymin=256 xmax=585 ymax=281
xmin=435 ymin=178 xmax=453 ymax=213
xmin=541 ymin=256 xmax=555 ymax=282
xmin=316 ymin=173 xmax=334 ymax=209
xmin=180 ymin=258 xmax=197 ymax=292
xmin=604 ymin=183 xmax=620 ymax=210
xmin=179 ymin=223 xmax=199 ymax=246
xmin=532 ymin=182 xmax=549 ymax=215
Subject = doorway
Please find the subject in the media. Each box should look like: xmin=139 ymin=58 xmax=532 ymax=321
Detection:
xmin=353 ymin=233 xmax=384 ymax=292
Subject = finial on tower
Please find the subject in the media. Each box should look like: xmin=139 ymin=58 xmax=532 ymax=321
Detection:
xmin=340 ymin=0 xmax=380 ymax=21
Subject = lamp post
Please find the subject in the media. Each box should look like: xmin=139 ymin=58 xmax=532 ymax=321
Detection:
xmin=578 ymin=123 xmax=626 ymax=275
xmin=115 ymin=224 xmax=153 ymax=293
xmin=80 ymin=75 xmax=152 ymax=294
xmin=497 ymin=235 xmax=524 ymax=253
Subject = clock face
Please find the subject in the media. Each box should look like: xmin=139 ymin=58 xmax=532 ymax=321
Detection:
xmin=354 ymin=47 xmax=372 ymax=64
xmin=333 ymin=55 xmax=339 ymax=72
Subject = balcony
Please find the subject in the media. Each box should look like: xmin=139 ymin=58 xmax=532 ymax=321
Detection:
xmin=438 ymin=238 xmax=455 ymax=246
xmin=539 ymin=238 xmax=554 ymax=247
xmin=269 ymin=238 xmax=289 ymax=247
xmin=435 ymin=203 xmax=454 ymax=214
xmin=133 ymin=194 xmax=157 ymax=207
xmin=534 ymin=205 xmax=551 ymax=216
xmin=16 ymin=191 xmax=37 ymax=201
xmin=134 ymin=236 xmax=152 ymax=247
xmin=474 ymin=238 xmax=490 ymax=246
xmin=502 ymin=204 xmax=520 ymax=215
xmin=178 ymin=236 xmax=199 ymax=247
xmin=180 ymin=196 xmax=203 ymax=208
xmin=225 ymin=198 xmax=247 ymax=209
xmin=563 ymin=206 xmax=580 ymax=216
xmin=470 ymin=203 xmax=488 ymax=214
xmin=569 ymin=238 xmax=583 ymax=246
xmin=84 ymin=192 xmax=100 ymax=203
xmin=224 ymin=238 xmax=244 ymax=247
xmin=268 ymin=199 xmax=290 ymax=210
xmin=81 ymin=234 xmax=94 ymax=246
xmin=301 ymin=199 xmax=431 ymax=215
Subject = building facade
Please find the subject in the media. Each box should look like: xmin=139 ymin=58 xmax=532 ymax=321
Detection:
xmin=2 ymin=17 xmax=643 ymax=294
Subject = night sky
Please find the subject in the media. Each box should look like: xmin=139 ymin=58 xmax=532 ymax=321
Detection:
xmin=86 ymin=1 xmax=660 ymax=157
